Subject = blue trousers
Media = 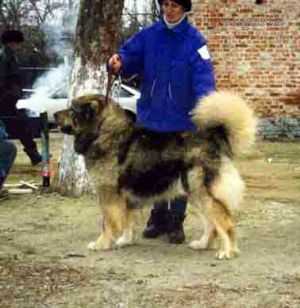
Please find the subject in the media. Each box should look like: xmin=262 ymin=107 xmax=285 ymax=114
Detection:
xmin=0 ymin=139 xmax=17 ymax=188
xmin=154 ymin=196 xmax=187 ymax=216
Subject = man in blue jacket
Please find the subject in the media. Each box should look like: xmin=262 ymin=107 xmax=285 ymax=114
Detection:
xmin=109 ymin=0 xmax=215 ymax=243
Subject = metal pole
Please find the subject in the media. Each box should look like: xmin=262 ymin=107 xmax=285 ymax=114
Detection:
xmin=40 ymin=112 xmax=50 ymax=187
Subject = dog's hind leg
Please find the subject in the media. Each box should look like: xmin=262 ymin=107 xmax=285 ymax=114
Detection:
xmin=227 ymin=226 xmax=240 ymax=257
xmin=207 ymin=198 xmax=239 ymax=260
xmin=207 ymin=158 xmax=243 ymax=259
xmin=189 ymin=214 xmax=217 ymax=250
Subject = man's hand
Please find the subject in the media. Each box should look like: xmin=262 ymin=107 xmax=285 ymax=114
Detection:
xmin=108 ymin=54 xmax=122 ymax=74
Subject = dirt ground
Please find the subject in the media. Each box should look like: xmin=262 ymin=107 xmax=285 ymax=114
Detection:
xmin=0 ymin=133 xmax=300 ymax=308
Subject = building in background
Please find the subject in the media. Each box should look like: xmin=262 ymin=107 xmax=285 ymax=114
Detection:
xmin=193 ymin=0 xmax=300 ymax=139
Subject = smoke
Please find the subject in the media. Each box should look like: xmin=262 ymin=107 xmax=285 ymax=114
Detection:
xmin=33 ymin=64 xmax=69 ymax=92
xmin=42 ymin=1 xmax=79 ymax=63
xmin=17 ymin=1 xmax=80 ymax=115
xmin=17 ymin=0 xmax=79 ymax=115
xmin=17 ymin=64 xmax=71 ymax=114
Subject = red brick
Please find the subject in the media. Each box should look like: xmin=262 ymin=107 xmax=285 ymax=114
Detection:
xmin=193 ymin=0 xmax=300 ymax=117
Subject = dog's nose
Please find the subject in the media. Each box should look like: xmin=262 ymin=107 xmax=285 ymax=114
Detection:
xmin=61 ymin=125 xmax=74 ymax=135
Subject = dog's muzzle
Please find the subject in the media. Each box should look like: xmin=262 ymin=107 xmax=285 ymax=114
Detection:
xmin=74 ymin=133 xmax=98 ymax=155
xmin=61 ymin=125 xmax=74 ymax=135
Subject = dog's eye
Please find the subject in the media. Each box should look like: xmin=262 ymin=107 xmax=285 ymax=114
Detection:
xmin=70 ymin=110 xmax=80 ymax=122
xmin=70 ymin=105 xmax=94 ymax=124
xmin=69 ymin=110 xmax=79 ymax=127
xmin=82 ymin=105 xmax=95 ymax=121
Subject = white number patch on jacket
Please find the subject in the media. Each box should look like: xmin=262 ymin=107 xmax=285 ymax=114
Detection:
xmin=197 ymin=45 xmax=210 ymax=60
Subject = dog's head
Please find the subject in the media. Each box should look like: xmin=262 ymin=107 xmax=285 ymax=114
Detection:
xmin=54 ymin=94 xmax=108 ymax=155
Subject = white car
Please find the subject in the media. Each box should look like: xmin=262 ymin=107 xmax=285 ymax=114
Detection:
xmin=16 ymin=83 xmax=139 ymax=125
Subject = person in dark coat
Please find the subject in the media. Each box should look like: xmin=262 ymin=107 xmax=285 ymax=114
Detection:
xmin=0 ymin=120 xmax=17 ymax=199
xmin=109 ymin=0 xmax=216 ymax=243
xmin=0 ymin=30 xmax=42 ymax=165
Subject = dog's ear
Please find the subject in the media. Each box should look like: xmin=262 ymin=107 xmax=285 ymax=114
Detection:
xmin=90 ymin=99 xmax=100 ymax=114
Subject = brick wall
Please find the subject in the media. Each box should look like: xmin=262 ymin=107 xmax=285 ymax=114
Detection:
xmin=192 ymin=0 xmax=300 ymax=138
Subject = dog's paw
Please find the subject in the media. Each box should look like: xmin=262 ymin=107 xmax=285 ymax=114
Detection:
xmin=87 ymin=241 xmax=98 ymax=251
xmin=189 ymin=239 xmax=209 ymax=250
xmin=215 ymin=248 xmax=240 ymax=260
xmin=87 ymin=239 xmax=112 ymax=251
xmin=115 ymin=235 xmax=133 ymax=248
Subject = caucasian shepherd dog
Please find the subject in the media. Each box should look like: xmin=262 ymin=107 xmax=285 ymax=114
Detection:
xmin=55 ymin=91 xmax=256 ymax=260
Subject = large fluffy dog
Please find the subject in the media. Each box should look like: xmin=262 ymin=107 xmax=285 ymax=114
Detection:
xmin=55 ymin=91 xmax=256 ymax=260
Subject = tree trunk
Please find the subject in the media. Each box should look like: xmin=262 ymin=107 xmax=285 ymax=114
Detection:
xmin=57 ymin=0 xmax=124 ymax=196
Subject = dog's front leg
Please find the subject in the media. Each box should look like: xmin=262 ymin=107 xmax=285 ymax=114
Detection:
xmin=88 ymin=189 xmax=127 ymax=251
xmin=87 ymin=215 xmax=115 ymax=251
xmin=115 ymin=208 xmax=138 ymax=248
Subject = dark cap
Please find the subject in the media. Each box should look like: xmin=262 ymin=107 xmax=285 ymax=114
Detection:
xmin=158 ymin=0 xmax=192 ymax=12
xmin=1 ymin=30 xmax=24 ymax=44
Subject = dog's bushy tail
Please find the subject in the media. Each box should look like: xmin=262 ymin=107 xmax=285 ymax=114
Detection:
xmin=192 ymin=91 xmax=256 ymax=156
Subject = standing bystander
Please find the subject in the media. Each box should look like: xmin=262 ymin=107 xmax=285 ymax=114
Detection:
xmin=0 ymin=120 xmax=16 ymax=199
xmin=0 ymin=30 xmax=42 ymax=166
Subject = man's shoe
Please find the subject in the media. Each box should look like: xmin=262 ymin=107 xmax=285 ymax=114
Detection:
xmin=24 ymin=148 xmax=42 ymax=166
xmin=167 ymin=213 xmax=186 ymax=244
xmin=168 ymin=226 xmax=185 ymax=244
xmin=31 ymin=155 xmax=42 ymax=166
xmin=143 ymin=224 xmax=165 ymax=238
xmin=143 ymin=208 xmax=169 ymax=239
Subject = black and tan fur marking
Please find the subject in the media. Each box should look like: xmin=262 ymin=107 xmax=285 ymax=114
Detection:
xmin=55 ymin=91 xmax=256 ymax=260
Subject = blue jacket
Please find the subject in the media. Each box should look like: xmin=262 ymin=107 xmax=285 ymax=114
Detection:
xmin=119 ymin=18 xmax=216 ymax=132
xmin=0 ymin=120 xmax=8 ymax=140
